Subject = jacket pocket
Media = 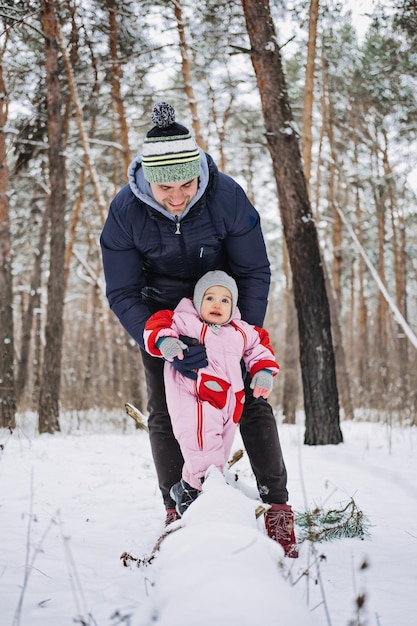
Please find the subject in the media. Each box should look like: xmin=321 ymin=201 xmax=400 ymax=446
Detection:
xmin=232 ymin=389 xmax=246 ymax=423
xmin=198 ymin=373 xmax=230 ymax=409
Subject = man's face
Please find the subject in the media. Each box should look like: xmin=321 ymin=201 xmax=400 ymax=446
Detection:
xmin=150 ymin=178 xmax=198 ymax=215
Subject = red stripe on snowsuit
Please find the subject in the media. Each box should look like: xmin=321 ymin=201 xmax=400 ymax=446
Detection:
xmin=200 ymin=323 xmax=208 ymax=344
xmin=230 ymin=321 xmax=248 ymax=352
xmin=197 ymin=327 xmax=211 ymax=450
xmin=197 ymin=399 xmax=204 ymax=450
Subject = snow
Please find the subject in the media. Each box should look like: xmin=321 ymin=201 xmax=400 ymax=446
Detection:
xmin=1 ymin=411 xmax=416 ymax=626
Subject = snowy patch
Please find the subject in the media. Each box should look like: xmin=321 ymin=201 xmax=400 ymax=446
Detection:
xmin=1 ymin=413 xmax=416 ymax=625
xmin=141 ymin=467 xmax=316 ymax=626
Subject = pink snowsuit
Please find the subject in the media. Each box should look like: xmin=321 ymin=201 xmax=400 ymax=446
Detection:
xmin=144 ymin=297 xmax=279 ymax=490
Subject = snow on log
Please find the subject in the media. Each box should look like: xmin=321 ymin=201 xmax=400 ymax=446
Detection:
xmin=137 ymin=467 xmax=317 ymax=626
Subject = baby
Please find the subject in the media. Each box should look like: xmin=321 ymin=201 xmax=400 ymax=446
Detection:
xmin=144 ymin=270 xmax=279 ymax=515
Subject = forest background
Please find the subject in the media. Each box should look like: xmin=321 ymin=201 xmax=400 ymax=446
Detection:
xmin=1 ymin=0 xmax=416 ymax=435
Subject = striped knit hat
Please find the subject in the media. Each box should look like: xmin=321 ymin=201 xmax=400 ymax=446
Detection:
xmin=142 ymin=102 xmax=201 ymax=183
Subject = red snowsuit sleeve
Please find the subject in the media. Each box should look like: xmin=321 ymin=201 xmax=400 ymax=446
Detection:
xmin=143 ymin=309 xmax=177 ymax=357
xmin=241 ymin=325 xmax=280 ymax=378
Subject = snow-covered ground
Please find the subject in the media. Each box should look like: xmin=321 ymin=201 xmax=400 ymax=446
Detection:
xmin=1 ymin=410 xmax=416 ymax=626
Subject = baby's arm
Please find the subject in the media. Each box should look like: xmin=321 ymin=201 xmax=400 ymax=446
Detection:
xmin=156 ymin=337 xmax=187 ymax=361
xmin=242 ymin=323 xmax=280 ymax=399
xmin=143 ymin=309 xmax=179 ymax=357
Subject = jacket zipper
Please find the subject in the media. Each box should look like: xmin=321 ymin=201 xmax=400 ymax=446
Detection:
xmin=199 ymin=246 xmax=204 ymax=272
xmin=174 ymin=216 xmax=192 ymax=274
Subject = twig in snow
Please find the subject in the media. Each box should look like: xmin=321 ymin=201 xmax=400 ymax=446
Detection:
xmin=120 ymin=525 xmax=182 ymax=568
xmin=13 ymin=472 xmax=58 ymax=626
xmin=124 ymin=402 xmax=149 ymax=432
xmin=227 ymin=448 xmax=244 ymax=467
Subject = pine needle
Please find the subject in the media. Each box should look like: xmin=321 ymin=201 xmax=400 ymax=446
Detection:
xmin=295 ymin=498 xmax=371 ymax=543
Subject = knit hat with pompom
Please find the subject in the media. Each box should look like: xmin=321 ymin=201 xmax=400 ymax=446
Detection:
xmin=142 ymin=102 xmax=201 ymax=183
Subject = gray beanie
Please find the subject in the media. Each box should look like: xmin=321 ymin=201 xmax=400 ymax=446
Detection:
xmin=193 ymin=270 xmax=238 ymax=324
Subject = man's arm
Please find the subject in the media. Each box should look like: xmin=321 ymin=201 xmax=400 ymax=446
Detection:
xmin=100 ymin=197 xmax=151 ymax=348
xmin=221 ymin=182 xmax=271 ymax=327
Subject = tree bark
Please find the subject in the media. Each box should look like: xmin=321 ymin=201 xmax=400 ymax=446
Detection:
xmin=281 ymin=237 xmax=301 ymax=424
xmin=38 ymin=0 xmax=66 ymax=434
xmin=372 ymin=145 xmax=388 ymax=370
xmin=16 ymin=206 xmax=49 ymax=405
xmin=383 ymin=131 xmax=408 ymax=392
xmin=241 ymin=0 xmax=342 ymax=444
xmin=171 ymin=0 xmax=208 ymax=152
xmin=56 ymin=19 xmax=106 ymax=222
xmin=106 ymin=0 xmax=131 ymax=180
xmin=301 ymin=0 xmax=319 ymax=194
xmin=0 ymin=43 xmax=16 ymax=429
xmin=327 ymin=99 xmax=343 ymax=308
xmin=351 ymin=121 xmax=368 ymax=393
xmin=318 ymin=61 xmax=354 ymax=419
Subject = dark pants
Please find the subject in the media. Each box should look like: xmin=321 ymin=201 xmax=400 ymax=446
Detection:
xmin=140 ymin=349 xmax=289 ymax=509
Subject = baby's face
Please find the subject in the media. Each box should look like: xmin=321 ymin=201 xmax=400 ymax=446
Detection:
xmin=200 ymin=285 xmax=232 ymax=325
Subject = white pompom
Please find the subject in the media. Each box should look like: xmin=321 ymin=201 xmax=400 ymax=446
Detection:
xmin=151 ymin=102 xmax=176 ymax=128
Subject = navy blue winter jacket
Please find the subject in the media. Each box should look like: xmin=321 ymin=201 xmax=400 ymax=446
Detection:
xmin=100 ymin=153 xmax=271 ymax=349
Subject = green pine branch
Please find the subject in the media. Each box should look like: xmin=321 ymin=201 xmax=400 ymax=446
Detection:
xmin=295 ymin=498 xmax=371 ymax=543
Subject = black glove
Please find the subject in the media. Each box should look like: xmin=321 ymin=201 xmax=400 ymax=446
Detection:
xmin=169 ymin=335 xmax=208 ymax=380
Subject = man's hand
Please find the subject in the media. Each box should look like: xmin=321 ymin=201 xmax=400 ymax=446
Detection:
xmin=169 ymin=335 xmax=208 ymax=380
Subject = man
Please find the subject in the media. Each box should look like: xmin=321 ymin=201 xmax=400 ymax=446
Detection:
xmin=100 ymin=102 xmax=298 ymax=557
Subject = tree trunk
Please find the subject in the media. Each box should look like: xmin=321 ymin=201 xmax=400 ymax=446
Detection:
xmin=0 ymin=46 xmax=16 ymax=429
xmin=241 ymin=0 xmax=342 ymax=445
xmin=208 ymin=89 xmax=233 ymax=174
xmin=372 ymin=150 xmax=388 ymax=368
xmin=281 ymin=240 xmax=300 ymax=424
xmin=301 ymin=0 xmax=319 ymax=194
xmin=106 ymin=0 xmax=131 ymax=180
xmin=383 ymin=131 xmax=408 ymax=393
xmin=171 ymin=0 xmax=208 ymax=152
xmin=64 ymin=166 xmax=84 ymax=291
xmin=323 ymin=261 xmax=355 ymax=420
xmin=56 ymin=19 xmax=106 ymax=222
xmin=16 ymin=206 xmax=49 ymax=404
xmin=300 ymin=5 xmax=352 ymax=420
xmin=282 ymin=0 xmax=320 ymax=424
xmin=352 ymin=122 xmax=368 ymax=394
xmin=327 ymin=100 xmax=343 ymax=308
xmin=318 ymin=62 xmax=354 ymax=419
xmin=38 ymin=0 xmax=66 ymax=434
xmin=281 ymin=293 xmax=301 ymax=424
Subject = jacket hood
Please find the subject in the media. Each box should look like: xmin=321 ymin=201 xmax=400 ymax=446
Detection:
xmin=127 ymin=147 xmax=210 ymax=221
